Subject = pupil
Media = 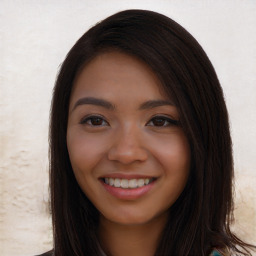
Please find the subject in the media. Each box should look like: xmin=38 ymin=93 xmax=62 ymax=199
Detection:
xmin=153 ymin=118 xmax=165 ymax=126
xmin=92 ymin=118 xmax=102 ymax=125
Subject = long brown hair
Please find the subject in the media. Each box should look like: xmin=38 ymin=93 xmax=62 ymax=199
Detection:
xmin=49 ymin=9 xmax=255 ymax=255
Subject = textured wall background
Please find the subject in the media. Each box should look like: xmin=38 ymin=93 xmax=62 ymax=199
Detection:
xmin=0 ymin=1 xmax=255 ymax=255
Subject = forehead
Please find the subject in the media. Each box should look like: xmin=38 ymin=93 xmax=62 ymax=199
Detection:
xmin=70 ymin=51 xmax=168 ymax=104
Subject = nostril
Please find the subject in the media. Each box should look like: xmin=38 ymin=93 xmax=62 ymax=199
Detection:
xmin=107 ymin=148 xmax=148 ymax=164
xmin=107 ymin=131 xmax=148 ymax=163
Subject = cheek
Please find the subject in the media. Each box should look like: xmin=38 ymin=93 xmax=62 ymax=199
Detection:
xmin=154 ymin=134 xmax=190 ymax=206
xmin=66 ymin=129 xmax=108 ymax=174
xmin=151 ymin=132 xmax=191 ymax=171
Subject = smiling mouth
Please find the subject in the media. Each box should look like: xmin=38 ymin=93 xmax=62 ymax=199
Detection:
xmin=101 ymin=177 xmax=156 ymax=189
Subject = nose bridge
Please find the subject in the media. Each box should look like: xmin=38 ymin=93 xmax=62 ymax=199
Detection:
xmin=107 ymin=123 xmax=148 ymax=164
xmin=120 ymin=124 xmax=139 ymax=146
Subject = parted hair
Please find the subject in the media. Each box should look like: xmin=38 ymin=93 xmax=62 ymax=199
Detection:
xmin=49 ymin=9 xmax=254 ymax=256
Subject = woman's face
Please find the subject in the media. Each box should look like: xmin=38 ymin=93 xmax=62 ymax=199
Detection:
xmin=67 ymin=51 xmax=190 ymax=225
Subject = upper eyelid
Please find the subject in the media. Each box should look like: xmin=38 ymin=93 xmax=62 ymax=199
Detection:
xmin=147 ymin=115 xmax=180 ymax=125
xmin=149 ymin=114 xmax=178 ymax=121
xmin=152 ymin=114 xmax=174 ymax=118
xmin=79 ymin=114 xmax=179 ymax=124
xmin=80 ymin=114 xmax=109 ymax=124
xmin=81 ymin=114 xmax=106 ymax=120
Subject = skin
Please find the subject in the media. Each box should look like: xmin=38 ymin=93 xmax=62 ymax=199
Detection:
xmin=67 ymin=51 xmax=191 ymax=256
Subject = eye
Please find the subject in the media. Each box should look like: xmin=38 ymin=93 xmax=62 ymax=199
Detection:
xmin=146 ymin=116 xmax=179 ymax=127
xmin=80 ymin=115 xmax=109 ymax=126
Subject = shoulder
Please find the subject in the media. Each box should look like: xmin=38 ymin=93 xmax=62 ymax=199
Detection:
xmin=210 ymin=250 xmax=222 ymax=256
xmin=35 ymin=250 xmax=53 ymax=256
xmin=210 ymin=248 xmax=231 ymax=256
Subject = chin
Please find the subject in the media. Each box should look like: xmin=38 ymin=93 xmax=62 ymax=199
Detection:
xmin=101 ymin=209 xmax=167 ymax=226
xmin=114 ymin=217 xmax=150 ymax=226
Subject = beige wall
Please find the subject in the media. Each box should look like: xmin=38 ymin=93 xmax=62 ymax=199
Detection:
xmin=0 ymin=1 xmax=255 ymax=255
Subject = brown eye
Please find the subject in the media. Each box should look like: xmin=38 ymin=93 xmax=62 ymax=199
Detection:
xmin=152 ymin=118 xmax=166 ymax=126
xmin=90 ymin=117 xmax=104 ymax=125
xmin=80 ymin=116 xmax=108 ymax=126
xmin=147 ymin=116 xmax=179 ymax=127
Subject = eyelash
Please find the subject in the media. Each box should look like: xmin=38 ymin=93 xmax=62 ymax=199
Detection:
xmin=80 ymin=115 xmax=179 ymax=127
xmin=80 ymin=116 xmax=109 ymax=127
xmin=146 ymin=116 xmax=180 ymax=127
xmin=80 ymin=115 xmax=109 ymax=126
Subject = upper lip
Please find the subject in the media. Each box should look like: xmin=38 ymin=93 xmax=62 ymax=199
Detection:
xmin=99 ymin=173 xmax=157 ymax=179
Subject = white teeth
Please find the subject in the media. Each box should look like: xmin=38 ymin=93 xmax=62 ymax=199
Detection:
xmin=145 ymin=178 xmax=150 ymax=185
xmin=109 ymin=178 xmax=114 ymax=186
xmin=114 ymin=178 xmax=121 ymax=187
xmin=137 ymin=179 xmax=145 ymax=187
xmin=104 ymin=178 xmax=154 ymax=189
xmin=121 ymin=179 xmax=129 ymax=188
xmin=128 ymin=179 xmax=137 ymax=188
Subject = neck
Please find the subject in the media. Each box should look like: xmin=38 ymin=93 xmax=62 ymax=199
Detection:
xmin=98 ymin=213 xmax=168 ymax=256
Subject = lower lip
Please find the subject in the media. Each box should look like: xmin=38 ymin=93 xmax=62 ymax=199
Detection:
xmin=100 ymin=180 xmax=156 ymax=200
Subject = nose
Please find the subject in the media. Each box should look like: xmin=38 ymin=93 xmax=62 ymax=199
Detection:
xmin=107 ymin=126 xmax=148 ymax=164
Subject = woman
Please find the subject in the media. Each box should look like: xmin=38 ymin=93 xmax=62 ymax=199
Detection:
xmin=40 ymin=9 xmax=255 ymax=256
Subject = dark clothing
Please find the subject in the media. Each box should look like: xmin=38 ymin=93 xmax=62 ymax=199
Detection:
xmin=35 ymin=250 xmax=53 ymax=256
xmin=35 ymin=248 xmax=222 ymax=255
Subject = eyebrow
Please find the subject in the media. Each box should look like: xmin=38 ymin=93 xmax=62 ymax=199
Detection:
xmin=72 ymin=97 xmax=174 ymax=112
xmin=139 ymin=99 xmax=174 ymax=109
xmin=72 ymin=97 xmax=115 ymax=111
